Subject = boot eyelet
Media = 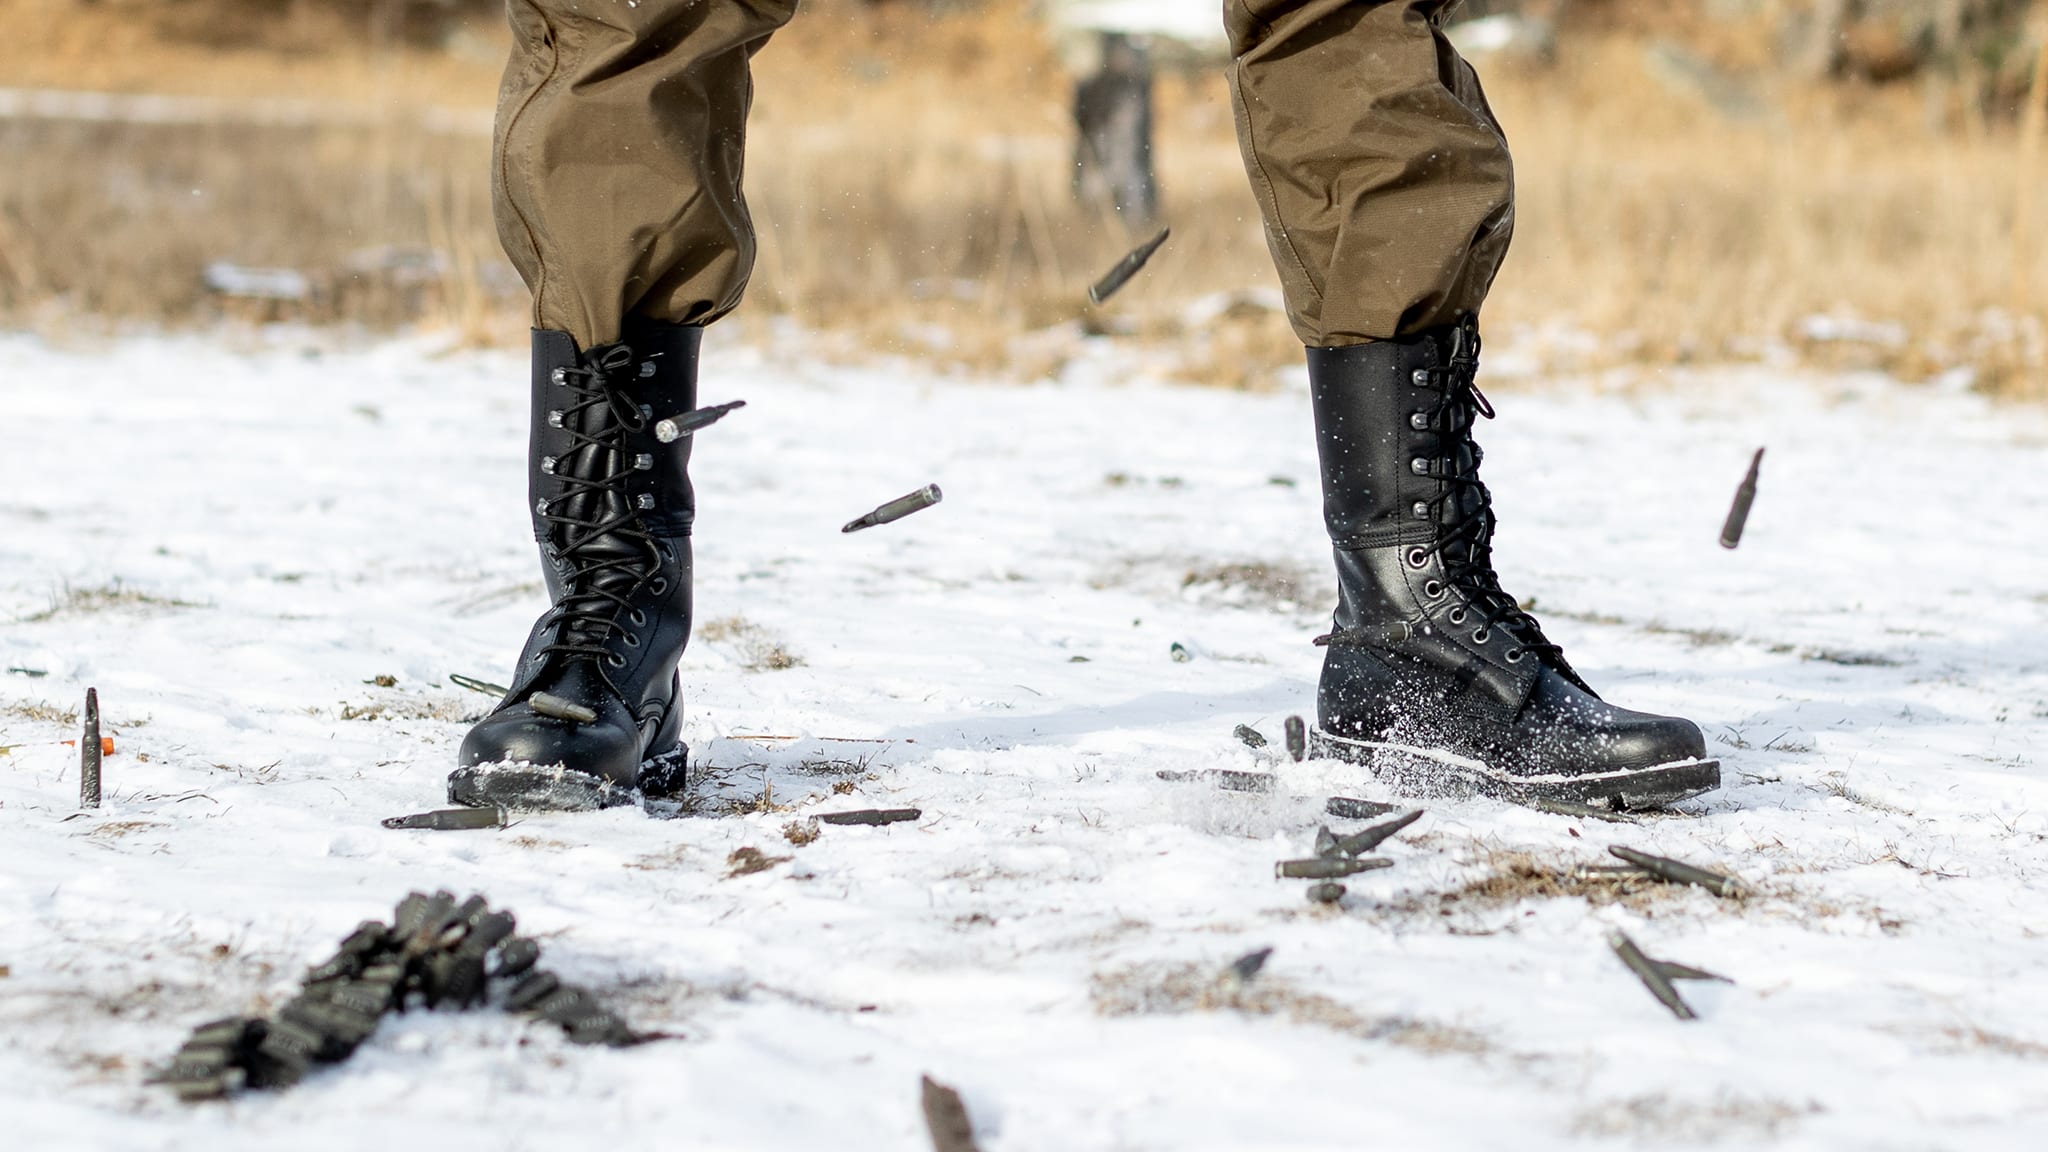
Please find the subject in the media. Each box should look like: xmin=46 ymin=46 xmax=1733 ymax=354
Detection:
xmin=1448 ymin=607 xmax=1467 ymax=625
xmin=650 ymin=578 xmax=668 ymax=595
xmin=629 ymin=609 xmax=647 ymax=627
xmin=1409 ymin=412 xmax=1430 ymax=431
xmin=607 ymin=653 xmax=627 ymax=668
xmin=1412 ymin=501 xmax=1430 ymax=519
xmin=540 ymin=455 xmax=557 ymax=474
xmin=550 ymin=368 xmax=567 ymax=385
xmin=1506 ymin=648 xmax=1524 ymax=663
xmin=1410 ymin=458 xmax=1430 ymax=476
xmin=635 ymin=494 xmax=656 ymax=510
xmin=1423 ymin=580 xmax=1445 ymax=599
xmin=1411 ymin=369 xmax=1431 ymax=386
xmin=633 ymin=453 xmax=654 ymax=471
xmin=1472 ymin=628 xmax=1491 ymax=644
xmin=623 ymin=633 xmax=641 ymax=648
xmin=546 ymin=410 xmax=564 ymax=428
xmin=1405 ymin=547 xmax=1429 ymax=569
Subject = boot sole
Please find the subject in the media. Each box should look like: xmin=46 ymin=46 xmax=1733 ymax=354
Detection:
xmin=448 ymin=744 xmax=689 ymax=814
xmin=1309 ymin=728 xmax=1720 ymax=811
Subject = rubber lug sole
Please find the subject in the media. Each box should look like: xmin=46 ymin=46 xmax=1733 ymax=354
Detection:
xmin=448 ymin=744 xmax=690 ymax=814
xmin=1309 ymin=728 xmax=1720 ymax=811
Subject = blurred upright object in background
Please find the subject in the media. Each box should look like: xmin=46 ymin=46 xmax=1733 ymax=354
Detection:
xmin=1071 ymin=30 xmax=1159 ymax=229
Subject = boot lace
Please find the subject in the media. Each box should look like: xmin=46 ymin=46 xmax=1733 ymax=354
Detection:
xmin=1405 ymin=321 xmax=1562 ymax=667
xmin=536 ymin=344 xmax=663 ymax=670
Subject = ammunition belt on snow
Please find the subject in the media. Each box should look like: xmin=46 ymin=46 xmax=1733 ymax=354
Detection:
xmin=151 ymin=890 xmax=648 ymax=1101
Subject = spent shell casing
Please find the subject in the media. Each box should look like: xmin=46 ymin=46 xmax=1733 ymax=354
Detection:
xmin=1087 ymin=226 xmax=1171 ymax=305
xmin=817 ymin=807 xmax=922 ymax=826
xmin=505 ymin=970 xmax=562 ymax=1011
xmin=492 ymin=936 xmax=542 ymax=979
xmin=1325 ymin=796 xmax=1400 ymax=820
xmin=1226 ymin=946 xmax=1274 ymax=982
xmin=1305 ymin=882 xmax=1347 ymax=905
xmin=1155 ymin=768 xmax=1276 ymax=793
xmin=529 ymin=692 xmax=598 ymax=724
xmin=1331 ymin=809 xmax=1424 ymax=856
xmin=1313 ymin=825 xmax=1340 ymax=858
xmin=1654 ymin=959 xmax=1732 ymax=984
xmin=381 ymin=807 xmax=506 ymax=831
xmin=653 ymin=398 xmax=746 ymax=443
xmin=448 ymin=673 xmax=510 ymax=698
xmin=1283 ymin=715 xmax=1307 ymax=763
xmin=79 ymin=686 xmax=101 ymax=809
xmin=1275 ymin=856 xmax=1392 ymax=879
xmin=1608 ymin=845 xmax=1742 ymax=897
xmin=921 ymin=1074 xmax=982 ymax=1152
xmin=1719 ymin=447 xmax=1765 ymax=549
xmin=1607 ymin=929 xmax=1697 ymax=1021
xmin=841 ymin=484 xmax=943 ymax=533
xmin=1232 ymin=723 xmax=1267 ymax=749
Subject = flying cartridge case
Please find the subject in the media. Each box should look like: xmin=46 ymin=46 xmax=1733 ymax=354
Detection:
xmin=841 ymin=485 xmax=944 ymax=533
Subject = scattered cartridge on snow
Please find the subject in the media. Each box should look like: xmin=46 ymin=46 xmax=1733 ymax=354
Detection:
xmin=818 ymin=807 xmax=922 ymax=826
xmin=1275 ymin=857 xmax=1391 ymax=880
xmin=382 ymin=807 xmax=507 ymax=831
xmin=1330 ymin=809 xmax=1424 ymax=856
xmin=79 ymin=686 xmax=101 ymax=809
xmin=1608 ymin=845 xmax=1742 ymax=897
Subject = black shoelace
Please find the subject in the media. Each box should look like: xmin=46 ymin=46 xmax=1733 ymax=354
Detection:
xmin=1412 ymin=323 xmax=1561 ymax=665
xmin=535 ymin=345 xmax=664 ymax=670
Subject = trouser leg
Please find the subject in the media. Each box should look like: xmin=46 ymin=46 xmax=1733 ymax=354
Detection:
xmin=1226 ymin=0 xmax=1513 ymax=345
xmin=492 ymin=0 xmax=797 ymax=349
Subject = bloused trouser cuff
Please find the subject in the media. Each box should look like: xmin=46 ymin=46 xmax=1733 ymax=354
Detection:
xmin=492 ymin=0 xmax=798 ymax=349
xmin=1227 ymin=0 xmax=1514 ymax=345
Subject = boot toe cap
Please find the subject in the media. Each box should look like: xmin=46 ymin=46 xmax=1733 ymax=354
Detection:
xmin=461 ymin=709 xmax=637 ymax=779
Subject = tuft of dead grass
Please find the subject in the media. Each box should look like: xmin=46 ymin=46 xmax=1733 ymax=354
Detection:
xmin=726 ymin=846 xmax=791 ymax=878
xmin=698 ymin=616 xmax=805 ymax=673
xmin=1389 ymin=847 xmax=1745 ymax=920
xmin=1570 ymin=1091 xmax=1821 ymax=1142
xmin=338 ymin=695 xmax=478 ymax=723
xmin=1091 ymin=962 xmax=1492 ymax=1058
xmin=1 ymin=698 xmax=78 ymax=725
xmin=18 ymin=583 xmax=206 ymax=623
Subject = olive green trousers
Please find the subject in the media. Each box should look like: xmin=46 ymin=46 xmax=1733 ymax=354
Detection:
xmin=492 ymin=0 xmax=1511 ymax=349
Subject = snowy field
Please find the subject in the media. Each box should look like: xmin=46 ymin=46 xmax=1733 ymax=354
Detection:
xmin=3 ymin=327 xmax=2047 ymax=1150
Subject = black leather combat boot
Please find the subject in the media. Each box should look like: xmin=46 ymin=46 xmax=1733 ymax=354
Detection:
xmin=1305 ymin=317 xmax=1719 ymax=809
xmin=450 ymin=319 xmax=731 ymax=811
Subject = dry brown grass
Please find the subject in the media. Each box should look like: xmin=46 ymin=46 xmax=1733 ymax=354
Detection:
xmin=1391 ymin=847 xmax=1729 ymax=920
xmin=1092 ymin=960 xmax=1494 ymax=1057
xmin=697 ymin=616 xmax=805 ymax=673
xmin=0 ymin=0 xmax=2042 ymax=397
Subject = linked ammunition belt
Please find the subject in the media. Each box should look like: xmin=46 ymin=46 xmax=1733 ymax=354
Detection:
xmin=152 ymin=891 xmax=648 ymax=1101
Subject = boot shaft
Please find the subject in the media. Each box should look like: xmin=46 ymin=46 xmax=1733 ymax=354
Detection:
xmin=526 ymin=322 xmax=701 ymax=556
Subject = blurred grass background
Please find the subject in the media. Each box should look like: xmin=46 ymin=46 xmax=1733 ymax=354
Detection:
xmin=0 ymin=0 xmax=2043 ymax=397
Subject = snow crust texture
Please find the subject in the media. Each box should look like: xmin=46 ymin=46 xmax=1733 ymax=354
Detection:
xmin=3 ymin=331 xmax=2047 ymax=1150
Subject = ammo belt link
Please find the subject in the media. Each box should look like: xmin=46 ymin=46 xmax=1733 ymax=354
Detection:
xmin=151 ymin=890 xmax=648 ymax=1101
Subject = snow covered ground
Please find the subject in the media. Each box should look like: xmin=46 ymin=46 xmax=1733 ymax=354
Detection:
xmin=3 ymin=326 xmax=2047 ymax=1150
